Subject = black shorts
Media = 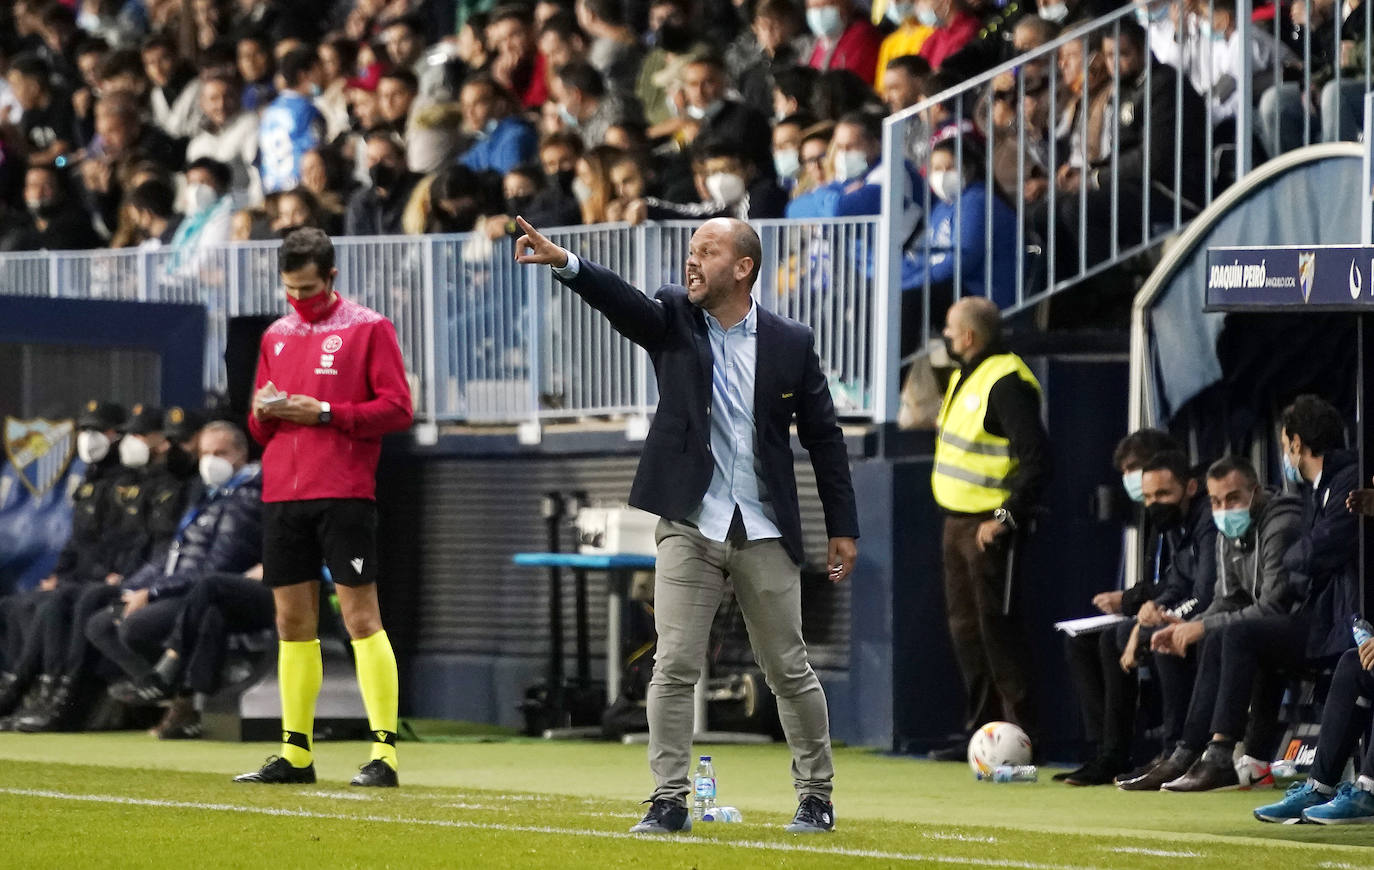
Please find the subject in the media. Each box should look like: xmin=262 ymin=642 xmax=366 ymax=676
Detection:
xmin=263 ymin=499 xmax=379 ymax=588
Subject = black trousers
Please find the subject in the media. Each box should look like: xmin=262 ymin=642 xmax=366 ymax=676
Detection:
xmin=1180 ymin=614 xmax=1308 ymax=759
xmin=1311 ymin=647 xmax=1374 ymax=786
xmin=64 ymin=584 xmax=123 ymax=677
xmin=166 ymin=574 xmax=275 ymax=695
xmin=85 ymin=597 xmax=183 ymax=682
xmin=1146 ymin=637 xmax=1199 ymax=749
xmin=1065 ymin=619 xmax=1145 ymax=762
xmin=0 ymin=589 xmax=47 ymax=679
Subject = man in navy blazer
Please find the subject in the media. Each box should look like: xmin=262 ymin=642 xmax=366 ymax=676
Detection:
xmin=515 ymin=215 xmax=859 ymax=834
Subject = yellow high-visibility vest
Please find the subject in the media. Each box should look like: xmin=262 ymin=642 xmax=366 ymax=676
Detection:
xmin=931 ymin=353 xmax=1041 ymax=513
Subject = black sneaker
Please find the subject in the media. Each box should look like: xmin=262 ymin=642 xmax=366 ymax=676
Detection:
xmin=1065 ymin=757 xmax=1130 ymax=787
xmin=109 ymin=674 xmax=171 ymax=706
xmin=1053 ymin=763 xmax=1092 ymax=783
xmin=928 ymin=738 xmax=969 ymax=763
xmin=785 ymin=795 xmax=835 ymax=833
xmin=350 ymin=759 xmax=399 ymax=787
xmin=234 ymin=756 xmax=316 ymax=784
xmin=628 ymin=798 xmax=691 ymax=834
xmin=1162 ymin=753 xmax=1240 ymax=792
xmin=1117 ymin=747 xmax=1197 ymax=792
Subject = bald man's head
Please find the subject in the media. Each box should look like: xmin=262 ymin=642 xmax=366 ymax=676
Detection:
xmin=720 ymin=217 xmax=762 ymax=287
xmin=943 ymin=296 xmax=1003 ymax=361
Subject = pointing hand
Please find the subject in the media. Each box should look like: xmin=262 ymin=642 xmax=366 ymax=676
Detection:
xmin=513 ymin=216 xmax=569 ymax=268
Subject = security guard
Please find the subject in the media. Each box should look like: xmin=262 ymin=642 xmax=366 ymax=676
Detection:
xmin=929 ymin=297 xmax=1051 ymax=761
xmin=118 ymin=405 xmax=197 ymax=569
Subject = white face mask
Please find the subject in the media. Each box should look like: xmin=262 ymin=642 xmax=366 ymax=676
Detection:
xmin=1038 ymin=2 xmax=1068 ymax=21
xmin=571 ymin=177 xmax=594 ymax=204
xmin=833 ymin=149 xmax=870 ymax=183
xmin=199 ymin=454 xmax=236 ymax=488
xmin=705 ymin=172 xmax=747 ymax=205
xmin=685 ymin=100 xmax=721 ymax=121
xmin=888 ymin=1 xmax=917 ymax=23
xmin=77 ymin=430 xmax=110 ymax=464
xmin=119 ymin=435 xmax=151 ymax=468
xmin=806 ymin=5 xmax=844 ymax=38
xmin=184 ymin=182 xmax=216 ymax=214
xmin=774 ymin=148 xmax=800 ymax=180
xmin=929 ymin=168 xmax=963 ymax=203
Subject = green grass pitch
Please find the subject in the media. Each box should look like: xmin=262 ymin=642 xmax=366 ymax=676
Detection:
xmin=2 ymin=731 xmax=1373 ymax=868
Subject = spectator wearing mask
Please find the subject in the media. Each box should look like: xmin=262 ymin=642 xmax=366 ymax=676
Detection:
xmin=259 ymin=46 xmax=325 ymax=195
xmin=772 ymin=111 xmax=814 ymax=189
xmin=918 ymin=0 xmax=981 ymax=70
xmin=876 ymin=0 xmax=936 ymax=82
xmin=458 ymin=75 xmax=538 ymax=176
xmin=128 ymin=177 xmax=182 ymax=247
xmin=0 ymin=164 xmax=100 ymax=251
xmin=806 ymin=0 xmax=884 ymax=85
xmin=1119 ymin=455 xmax=1305 ymax=790
xmin=1145 ymin=401 xmax=1359 ymax=793
xmin=575 ymin=0 xmax=646 ymax=89
xmin=141 ymin=33 xmax=203 ymax=141
xmin=186 ymin=72 xmax=261 ymax=203
xmin=738 ymin=0 xmax=812 ymax=117
xmin=632 ymin=140 xmax=788 ymax=223
xmin=236 ymin=32 xmax=276 ymax=112
xmin=901 ymin=136 xmax=1017 ymax=342
xmin=7 ymin=52 xmax=75 ymax=167
xmin=668 ymin=56 xmax=777 ymax=185
xmin=486 ymin=5 xmax=550 ymax=111
xmin=552 ymin=59 xmax=644 ymax=148
xmin=166 ymin=157 xmax=236 ymax=275
xmin=345 ymin=130 xmax=422 ymax=236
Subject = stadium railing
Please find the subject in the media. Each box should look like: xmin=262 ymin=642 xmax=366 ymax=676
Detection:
xmin=875 ymin=0 xmax=1374 ymax=420
xmin=0 ymin=216 xmax=881 ymax=426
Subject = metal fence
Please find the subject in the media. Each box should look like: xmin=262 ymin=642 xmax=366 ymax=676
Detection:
xmin=0 ymin=217 xmax=881 ymax=424
xmin=877 ymin=0 xmax=1374 ymax=418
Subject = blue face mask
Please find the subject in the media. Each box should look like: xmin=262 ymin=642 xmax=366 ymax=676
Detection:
xmin=807 ymin=5 xmax=844 ymax=38
xmin=1282 ymin=452 xmax=1303 ymax=484
xmin=1122 ymin=469 xmax=1144 ymax=503
xmin=917 ymin=6 xmax=940 ymax=26
xmin=1213 ymin=506 xmax=1253 ymax=539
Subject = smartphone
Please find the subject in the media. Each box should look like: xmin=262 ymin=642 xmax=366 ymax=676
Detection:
xmin=260 ymin=393 xmax=288 ymax=405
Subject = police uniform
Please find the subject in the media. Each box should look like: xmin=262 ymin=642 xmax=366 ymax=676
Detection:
xmin=933 ymin=348 xmax=1050 ymax=744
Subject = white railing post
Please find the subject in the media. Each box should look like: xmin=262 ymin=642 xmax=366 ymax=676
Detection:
xmin=874 ymin=118 xmax=904 ymax=425
xmin=1235 ymin=0 xmax=1253 ymax=178
xmin=1364 ymin=93 xmax=1374 ymax=245
xmin=421 ymin=235 xmax=440 ymax=425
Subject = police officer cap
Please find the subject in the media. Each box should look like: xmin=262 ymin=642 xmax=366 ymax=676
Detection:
xmin=76 ymin=399 xmax=128 ymax=431
xmin=121 ymin=404 xmax=165 ymax=435
xmin=163 ymin=406 xmax=208 ymax=443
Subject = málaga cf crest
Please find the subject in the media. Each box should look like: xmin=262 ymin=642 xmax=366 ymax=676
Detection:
xmin=4 ymin=417 xmax=76 ymax=497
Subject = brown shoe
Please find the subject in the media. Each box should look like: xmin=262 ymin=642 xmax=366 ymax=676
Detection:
xmin=1161 ymin=753 xmax=1240 ymax=792
xmin=1116 ymin=747 xmax=1197 ymax=791
xmin=150 ymin=696 xmax=202 ymax=740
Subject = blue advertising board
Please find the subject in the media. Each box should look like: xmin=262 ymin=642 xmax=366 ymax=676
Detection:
xmin=1206 ymin=245 xmax=1374 ymax=310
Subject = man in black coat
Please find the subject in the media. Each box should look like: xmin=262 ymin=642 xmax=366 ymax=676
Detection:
xmin=1056 ymin=19 xmax=1207 ymax=268
xmin=514 ymin=215 xmax=859 ymax=835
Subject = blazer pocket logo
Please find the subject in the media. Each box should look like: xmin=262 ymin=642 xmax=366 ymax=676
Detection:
xmin=780 ymin=392 xmax=794 ymax=399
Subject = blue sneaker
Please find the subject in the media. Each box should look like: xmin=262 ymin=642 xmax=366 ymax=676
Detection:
xmin=1302 ymin=782 xmax=1374 ymax=825
xmin=1254 ymin=781 xmax=1330 ymax=823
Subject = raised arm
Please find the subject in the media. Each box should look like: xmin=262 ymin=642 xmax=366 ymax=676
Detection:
xmin=514 ymin=216 xmax=670 ymax=351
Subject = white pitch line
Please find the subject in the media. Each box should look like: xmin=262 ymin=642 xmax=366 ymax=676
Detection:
xmin=1107 ymin=847 xmax=1203 ymax=858
xmin=0 ymin=786 xmax=1102 ymax=870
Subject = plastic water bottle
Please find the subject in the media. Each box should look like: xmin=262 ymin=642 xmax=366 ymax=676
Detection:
xmin=1353 ymin=616 xmax=1374 ymax=646
xmin=701 ymin=805 xmax=742 ymax=822
xmin=692 ymin=755 xmax=717 ymax=820
xmin=992 ymin=765 xmax=1038 ymax=783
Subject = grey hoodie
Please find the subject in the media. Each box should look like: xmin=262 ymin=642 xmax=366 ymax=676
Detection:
xmin=1197 ymin=489 xmax=1305 ymax=632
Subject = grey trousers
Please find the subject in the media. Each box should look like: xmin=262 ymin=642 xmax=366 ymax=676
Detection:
xmin=647 ymin=518 xmax=834 ymax=805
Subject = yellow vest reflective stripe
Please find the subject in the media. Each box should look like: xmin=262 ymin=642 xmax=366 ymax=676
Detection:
xmin=932 ymin=353 xmax=1041 ymax=513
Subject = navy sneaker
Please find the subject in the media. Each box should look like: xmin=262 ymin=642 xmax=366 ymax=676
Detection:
xmin=234 ymin=756 xmax=316 ymax=784
xmin=629 ymin=798 xmax=691 ymax=834
xmin=350 ymin=759 xmax=399 ymax=787
xmin=784 ymin=795 xmax=835 ymax=833
xmin=1303 ymin=782 xmax=1374 ymax=825
xmin=1254 ymin=781 xmax=1331 ymax=823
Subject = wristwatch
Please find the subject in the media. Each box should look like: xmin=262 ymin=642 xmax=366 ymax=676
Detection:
xmin=993 ymin=507 xmax=1017 ymax=530
xmin=317 ymin=401 xmax=332 ymax=425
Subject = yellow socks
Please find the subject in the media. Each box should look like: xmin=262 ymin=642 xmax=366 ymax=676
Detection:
xmin=278 ymin=639 xmax=322 ymax=768
xmin=351 ymin=630 xmax=399 ymax=771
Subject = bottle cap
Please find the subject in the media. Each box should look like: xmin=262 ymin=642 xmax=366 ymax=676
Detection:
xmin=700 ymin=755 xmax=711 ymax=761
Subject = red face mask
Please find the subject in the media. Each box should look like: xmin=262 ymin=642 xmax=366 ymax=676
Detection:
xmin=288 ymin=290 xmax=337 ymax=323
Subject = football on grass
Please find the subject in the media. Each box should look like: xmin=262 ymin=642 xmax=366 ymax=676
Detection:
xmin=967 ymin=721 xmax=1032 ymax=778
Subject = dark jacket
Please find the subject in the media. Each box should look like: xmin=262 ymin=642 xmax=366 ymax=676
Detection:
xmin=558 ymin=258 xmax=859 ymax=565
xmin=696 ymin=100 xmax=777 ymax=181
xmin=123 ymin=464 xmax=263 ymax=600
xmin=1090 ymin=60 xmax=1207 ymax=215
xmin=1283 ymin=448 xmax=1360 ymax=659
xmin=1121 ymin=488 xmax=1217 ymax=618
xmin=52 ymin=453 xmax=129 ymax=584
xmin=1198 ymin=489 xmax=1304 ymax=631
xmin=344 ymin=172 xmax=422 ymax=236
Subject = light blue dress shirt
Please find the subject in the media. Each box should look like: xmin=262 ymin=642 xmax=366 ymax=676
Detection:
xmin=552 ymin=251 xmax=780 ymax=543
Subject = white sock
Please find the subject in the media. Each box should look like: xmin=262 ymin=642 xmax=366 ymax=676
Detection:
xmin=1310 ymin=778 xmax=1336 ymax=795
xmin=1355 ymin=775 xmax=1374 ymax=794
